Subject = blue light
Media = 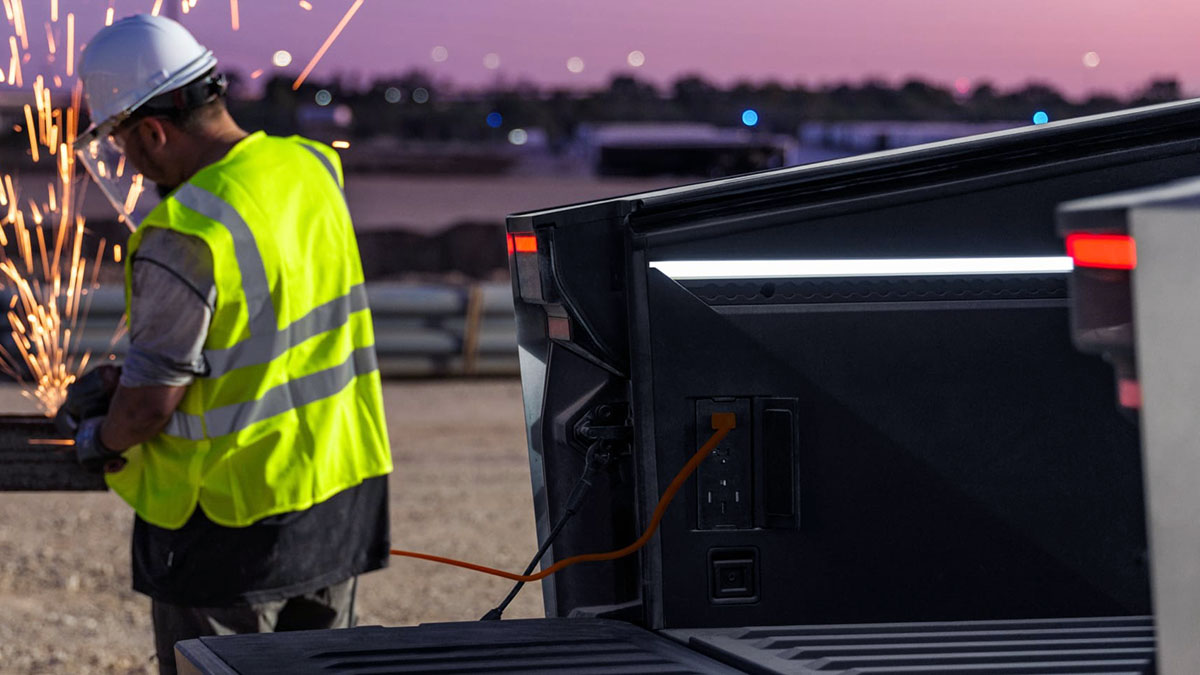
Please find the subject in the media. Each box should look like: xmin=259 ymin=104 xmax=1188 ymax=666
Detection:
xmin=741 ymin=109 xmax=759 ymax=127
xmin=1033 ymin=111 xmax=1050 ymax=125
xmin=486 ymin=112 xmax=503 ymax=128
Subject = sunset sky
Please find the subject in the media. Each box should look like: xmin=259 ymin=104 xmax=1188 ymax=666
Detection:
xmin=24 ymin=1 xmax=1200 ymax=98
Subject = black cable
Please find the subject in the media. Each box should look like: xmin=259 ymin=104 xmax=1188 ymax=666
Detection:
xmin=480 ymin=440 xmax=611 ymax=621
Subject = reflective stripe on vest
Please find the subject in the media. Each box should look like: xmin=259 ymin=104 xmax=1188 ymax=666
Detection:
xmin=166 ymin=181 xmax=375 ymax=438
xmin=164 ymin=346 xmax=379 ymax=440
xmin=173 ymin=184 xmax=277 ymax=337
xmin=173 ymin=182 xmax=368 ymax=377
xmin=202 ymin=283 xmax=369 ymax=376
xmin=300 ymin=144 xmax=343 ymax=190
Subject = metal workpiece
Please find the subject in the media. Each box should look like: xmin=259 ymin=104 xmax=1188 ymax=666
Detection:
xmin=0 ymin=415 xmax=105 ymax=491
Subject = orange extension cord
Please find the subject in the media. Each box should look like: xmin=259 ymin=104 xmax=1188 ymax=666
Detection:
xmin=390 ymin=412 xmax=737 ymax=583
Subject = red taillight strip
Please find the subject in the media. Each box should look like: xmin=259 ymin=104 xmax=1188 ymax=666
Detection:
xmin=1066 ymin=233 xmax=1136 ymax=270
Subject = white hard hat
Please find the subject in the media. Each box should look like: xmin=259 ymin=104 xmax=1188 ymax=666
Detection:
xmin=78 ymin=14 xmax=217 ymax=144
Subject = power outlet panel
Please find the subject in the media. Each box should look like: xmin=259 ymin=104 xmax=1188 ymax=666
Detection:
xmin=695 ymin=398 xmax=753 ymax=530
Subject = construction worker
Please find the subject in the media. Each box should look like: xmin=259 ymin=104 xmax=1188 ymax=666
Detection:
xmin=65 ymin=15 xmax=393 ymax=675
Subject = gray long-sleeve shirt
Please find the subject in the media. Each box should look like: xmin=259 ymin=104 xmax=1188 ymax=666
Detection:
xmin=119 ymin=228 xmax=215 ymax=388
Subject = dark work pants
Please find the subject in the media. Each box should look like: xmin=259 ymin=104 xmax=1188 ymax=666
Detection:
xmin=152 ymin=576 xmax=357 ymax=675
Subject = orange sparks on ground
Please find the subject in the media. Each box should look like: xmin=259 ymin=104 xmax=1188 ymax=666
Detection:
xmin=293 ymin=0 xmax=364 ymax=90
xmin=331 ymin=140 xmax=350 ymax=149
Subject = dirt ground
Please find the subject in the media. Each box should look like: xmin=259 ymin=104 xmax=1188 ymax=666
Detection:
xmin=0 ymin=380 xmax=543 ymax=674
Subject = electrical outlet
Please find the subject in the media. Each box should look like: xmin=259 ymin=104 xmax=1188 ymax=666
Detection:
xmin=695 ymin=398 xmax=752 ymax=530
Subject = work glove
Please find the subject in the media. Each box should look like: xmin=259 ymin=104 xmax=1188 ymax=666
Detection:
xmin=74 ymin=416 xmax=126 ymax=474
xmin=55 ymin=365 xmax=121 ymax=436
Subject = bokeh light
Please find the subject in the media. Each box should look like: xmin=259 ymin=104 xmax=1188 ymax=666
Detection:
xmin=412 ymin=87 xmax=430 ymax=104
xmin=508 ymin=128 xmax=529 ymax=146
xmin=741 ymin=109 xmax=759 ymax=126
xmin=384 ymin=87 xmax=403 ymax=103
xmin=627 ymin=50 xmax=646 ymax=68
xmin=483 ymin=53 xmax=501 ymax=70
xmin=486 ymin=112 xmax=503 ymax=128
xmin=1083 ymin=51 xmax=1101 ymax=68
xmin=566 ymin=57 xmax=585 ymax=74
xmin=315 ymin=89 xmax=332 ymax=106
xmin=1033 ymin=111 xmax=1050 ymax=125
xmin=272 ymin=50 xmax=292 ymax=67
xmin=431 ymin=46 xmax=449 ymax=62
xmin=954 ymin=77 xmax=971 ymax=95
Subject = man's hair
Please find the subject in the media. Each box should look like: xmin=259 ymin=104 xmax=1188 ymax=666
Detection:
xmin=172 ymin=97 xmax=228 ymax=133
xmin=131 ymin=70 xmax=229 ymax=133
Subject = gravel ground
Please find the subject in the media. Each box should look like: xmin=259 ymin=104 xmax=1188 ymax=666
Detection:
xmin=0 ymin=379 xmax=542 ymax=674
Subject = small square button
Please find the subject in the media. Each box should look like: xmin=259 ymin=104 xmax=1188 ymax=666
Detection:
xmin=709 ymin=548 xmax=758 ymax=603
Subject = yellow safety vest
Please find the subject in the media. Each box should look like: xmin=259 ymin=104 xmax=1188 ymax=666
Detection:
xmin=107 ymin=132 xmax=393 ymax=530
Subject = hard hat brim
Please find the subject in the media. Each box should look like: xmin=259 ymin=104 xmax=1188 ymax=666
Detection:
xmin=77 ymin=49 xmax=217 ymax=148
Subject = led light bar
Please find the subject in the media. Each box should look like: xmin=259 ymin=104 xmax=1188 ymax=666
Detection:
xmin=649 ymin=256 xmax=1074 ymax=280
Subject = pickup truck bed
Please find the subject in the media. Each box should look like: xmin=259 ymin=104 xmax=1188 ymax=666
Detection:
xmin=176 ymin=615 xmax=1155 ymax=674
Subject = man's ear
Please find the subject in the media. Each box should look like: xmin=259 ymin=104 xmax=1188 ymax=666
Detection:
xmin=137 ymin=117 xmax=169 ymax=152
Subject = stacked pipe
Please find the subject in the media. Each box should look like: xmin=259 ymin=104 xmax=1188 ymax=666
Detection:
xmin=3 ymin=282 xmax=520 ymax=379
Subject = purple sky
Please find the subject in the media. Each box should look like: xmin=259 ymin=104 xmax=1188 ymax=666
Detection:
xmin=27 ymin=1 xmax=1200 ymax=98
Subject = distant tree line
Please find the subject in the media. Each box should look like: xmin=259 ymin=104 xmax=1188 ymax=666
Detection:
xmin=226 ymin=73 xmax=1184 ymax=148
xmin=0 ymin=74 xmax=1185 ymax=165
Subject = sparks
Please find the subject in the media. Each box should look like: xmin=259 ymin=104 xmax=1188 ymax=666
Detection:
xmin=299 ymin=0 xmax=313 ymax=9
xmin=230 ymin=0 xmax=240 ymax=30
xmin=104 ymin=7 xmax=114 ymax=26
xmin=9 ymin=35 xmax=23 ymax=87
xmin=22 ymin=104 xmax=38 ymax=162
xmin=65 ymin=13 xmax=73 ymax=76
xmin=292 ymin=0 xmax=364 ymax=90
xmin=331 ymin=140 xmax=350 ymax=149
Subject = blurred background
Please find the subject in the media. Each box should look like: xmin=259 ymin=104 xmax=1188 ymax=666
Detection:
xmin=0 ymin=1 xmax=1198 ymax=672
xmin=3 ymin=1 xmax=1200 ymax=287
